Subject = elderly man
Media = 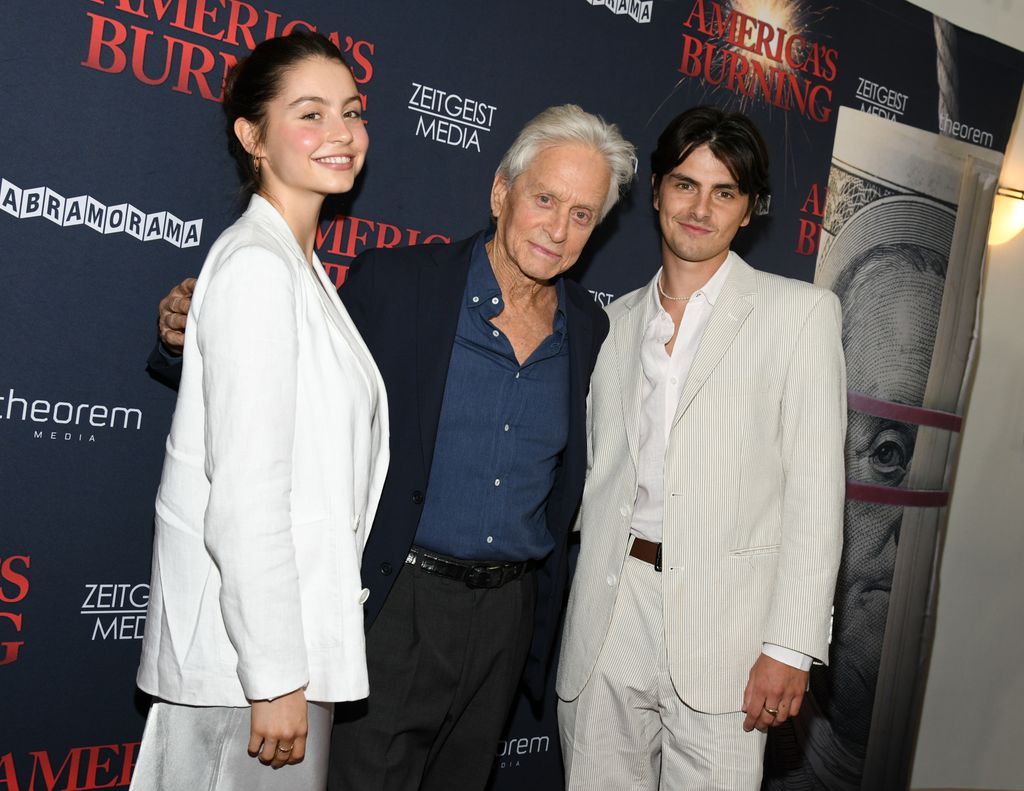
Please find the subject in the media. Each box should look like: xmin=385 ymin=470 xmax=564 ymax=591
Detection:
xmin=555 ymin=106 xmax=845 ymax=790
xmin=149 ymin=104 xmax=636 ymax=791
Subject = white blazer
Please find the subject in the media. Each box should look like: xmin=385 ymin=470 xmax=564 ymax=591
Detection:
xmin=557 ymin=254 xmax=846 ymax=714
xmin=137 ymin=195 xmax=389 ymax=706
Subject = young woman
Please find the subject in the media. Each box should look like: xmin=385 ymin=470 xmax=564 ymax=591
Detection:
xmin=131 ymin=32 xmax=388 ymax=790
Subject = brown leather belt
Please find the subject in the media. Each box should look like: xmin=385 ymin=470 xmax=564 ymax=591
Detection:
xmin=629 ymin=537 xmax=662 ymax=572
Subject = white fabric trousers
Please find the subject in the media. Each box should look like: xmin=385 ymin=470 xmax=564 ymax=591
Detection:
xmin=558 ymin=555 xmax=766 ymax=791
xmin=130 ymin=699 xmax=333 ymax=791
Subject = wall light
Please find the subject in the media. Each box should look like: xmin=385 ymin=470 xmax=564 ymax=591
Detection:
xmin=988 ymin=186 xmax=1024 ymax=246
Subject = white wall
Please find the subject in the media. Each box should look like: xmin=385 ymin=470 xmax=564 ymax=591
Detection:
xmin=907 ymin=2 xmax=1024 ymax=789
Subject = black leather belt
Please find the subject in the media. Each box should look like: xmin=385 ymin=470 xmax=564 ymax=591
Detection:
xmin=629 ymin=537 xmax=662 ymax=572
xmin=405 ymin=546 xmax=534 ymax=589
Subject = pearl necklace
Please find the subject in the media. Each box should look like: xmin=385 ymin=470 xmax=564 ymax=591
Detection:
xmin=657 ymin=274 xmax=693 ymax=302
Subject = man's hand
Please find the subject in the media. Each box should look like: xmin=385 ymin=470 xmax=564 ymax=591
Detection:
xmin=158 ymin=277 xmax=196 ymax=355
xmin=248 ymin=688 xmax=308 ymax=768
xmin=741 ymin=653 xmax=809 ymax=732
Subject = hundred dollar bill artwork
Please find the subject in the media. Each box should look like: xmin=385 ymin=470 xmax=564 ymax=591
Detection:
xmin=764 ymin=107 xmax=1001 ymax=790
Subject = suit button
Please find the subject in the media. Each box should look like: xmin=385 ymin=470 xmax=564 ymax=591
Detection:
xmin=380 ymin=562 xmax=393 ymax=575
xmin=412 ymin=490 xmax=424 ymax=504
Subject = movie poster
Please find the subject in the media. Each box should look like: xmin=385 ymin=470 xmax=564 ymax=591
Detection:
xmin=0 ymin=2 xmax=1021 ymax=789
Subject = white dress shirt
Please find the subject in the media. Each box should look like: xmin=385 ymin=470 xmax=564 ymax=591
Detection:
xmin=630 ymin=253 xmax=812 ymax=672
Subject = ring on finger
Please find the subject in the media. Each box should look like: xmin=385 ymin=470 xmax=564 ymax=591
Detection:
xmin=763 ymin=703 xmax=779 ymax=717
xmin=276 ymin=745 xmax=293 ymax=753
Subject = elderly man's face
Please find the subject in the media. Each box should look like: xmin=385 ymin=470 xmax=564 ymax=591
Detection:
xmin=489 ymin=142 xmax=610 ymax=284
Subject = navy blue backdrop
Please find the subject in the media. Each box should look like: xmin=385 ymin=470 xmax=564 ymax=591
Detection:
xmin=1 ymin=1 xmax=1021 ymax=789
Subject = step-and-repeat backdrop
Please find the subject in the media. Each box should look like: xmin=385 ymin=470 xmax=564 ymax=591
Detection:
xmin=2 ymin=1 xmax=1022 ymax=789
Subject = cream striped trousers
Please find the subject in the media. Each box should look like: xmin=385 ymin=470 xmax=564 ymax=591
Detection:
xmin=558 ymin=554 xmax=766 ymax=790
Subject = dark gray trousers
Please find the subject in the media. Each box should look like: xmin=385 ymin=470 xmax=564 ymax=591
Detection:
xmin=328 ymin=561 xmax=536 ymax=791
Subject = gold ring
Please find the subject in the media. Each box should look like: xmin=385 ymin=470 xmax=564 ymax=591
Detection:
xmin=763 ymin=704 xmax=779 ymax=717
xmin=277 ymin=745 xmax=293 ymax=753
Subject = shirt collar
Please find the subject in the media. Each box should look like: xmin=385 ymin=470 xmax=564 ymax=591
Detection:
xmin=645 ymin=250 xmax=736 ymax=321
xmin=697 ymin=251 xmax=734 ymax=306
xmin=465 ymin=230 xmax=568 ymax=331
xmin=465 ymin=231 xmax=502 ymax=309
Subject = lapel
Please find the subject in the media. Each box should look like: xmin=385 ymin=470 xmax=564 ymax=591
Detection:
xmin=414 ymin=236 xmax=476 ymax=477
xmin=671 ymin=256 xmax=757 ymax=428
xmin=249 ymin=195 xmax=379 ymax=375
xmin=308 ymin=251 xmax=390 ymax=419
xmin=564 ymin=282 xmax=594 ymax=469
xmin=310 ymin=251 xmax=365 ymax=346
xmin=611 ymin=285 xmax=650 ymax=470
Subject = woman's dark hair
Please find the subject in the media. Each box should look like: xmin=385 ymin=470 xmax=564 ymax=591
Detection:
xmin=651 ymin=106 xmax=771 ymax=213
xmin=223 ymin=31 xmax=350 ymax=195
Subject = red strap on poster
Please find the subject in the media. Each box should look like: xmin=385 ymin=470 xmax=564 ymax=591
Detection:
xmin=845 ymin=481 xmax=950 ymax=508
xmin=847 ymin=391 xmax=963 ymax=433
xmin=845 ymin=391 xmax=961 ymax=507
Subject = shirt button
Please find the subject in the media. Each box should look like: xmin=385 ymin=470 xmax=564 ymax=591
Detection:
xmin=504 ymin=424 xmax=510 ymax=432
xmin=472 ymin=296 xmax=480 ymax=303
xmin=492 ymin=330 xmax=500 ymax=337
xmin=606 ymin=574 xmax=617 ymax=586
xmin=412 ymin=490 xmax=424 ymax=504
xmin=619 ymin=506 xmax=630 ymax=517
xmin=670 ymin=377 xmax=678 ymax=385
xmin=486 ymin=536 xmax=494 ymax=544
xmin=491 ymin=297 xmax=500 ymax=305
xmin=357 ymin=588 xmax=370 ymax=605
xmin=379 ymin=562 xmax=393 ymax=576
xmin=494 ymin=478 xmax=501 ymax=487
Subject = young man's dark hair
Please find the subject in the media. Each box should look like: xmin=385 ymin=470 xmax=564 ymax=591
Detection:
xmin=651 ymin=106 xmax=771 ymax=210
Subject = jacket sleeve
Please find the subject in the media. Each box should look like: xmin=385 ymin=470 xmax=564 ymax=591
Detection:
xmin=146 ymin=341 xmax=183 ymax=390
xmin=197 ymin=245 xmax=308 ymax=700
xmin=764 ymin=290 xmax=847 ymax=663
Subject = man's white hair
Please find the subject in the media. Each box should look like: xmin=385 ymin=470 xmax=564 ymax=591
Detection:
xmin=496 ymin=104 xmax=636 ymax=221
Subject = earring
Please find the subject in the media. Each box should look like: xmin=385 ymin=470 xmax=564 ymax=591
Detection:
xmin=253 ymin=155 xmax=261 ymax=174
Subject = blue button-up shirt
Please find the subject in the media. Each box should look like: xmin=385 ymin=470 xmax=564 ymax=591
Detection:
xmin=413 ymin=233 xmax=570 ymax=561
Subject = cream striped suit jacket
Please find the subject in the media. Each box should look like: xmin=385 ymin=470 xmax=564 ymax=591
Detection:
xmin=557 ymin=253 xmax=846 ymax=714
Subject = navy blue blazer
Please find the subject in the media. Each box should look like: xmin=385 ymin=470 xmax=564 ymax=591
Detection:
xmin=147 ymin=234 xmax=609 ymax=699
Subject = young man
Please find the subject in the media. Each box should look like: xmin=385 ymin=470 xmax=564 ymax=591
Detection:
xmin=556 ymin=106 xmax=846 ymax=790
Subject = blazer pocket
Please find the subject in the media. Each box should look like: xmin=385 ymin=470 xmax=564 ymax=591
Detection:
xmin=708 ymin=377 xmax=770 ymax=397
xmin=729 ymin=544 xmax=780 ymax=557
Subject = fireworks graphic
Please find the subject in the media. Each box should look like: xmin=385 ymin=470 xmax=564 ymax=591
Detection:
xmin=649 ymin=0 xmax=837 ymax=195
xmin=731 ymin=0 xmax=809 ymax=98
xmin=712 ymin=0 xmax=829 ymax=114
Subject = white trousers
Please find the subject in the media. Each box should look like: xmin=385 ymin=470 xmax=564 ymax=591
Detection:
xmin=130 ymin=699 xmax=333 ymax=791
xmin=558 ymin=555 xmax=766 ymax=791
